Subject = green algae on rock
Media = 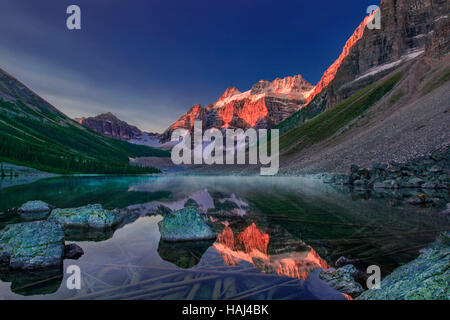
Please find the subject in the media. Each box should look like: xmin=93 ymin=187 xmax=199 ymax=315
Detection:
xmin=158 ymin=207 xmax=216 ymax=242
xmin=48 ymin=204 xmax=124 ymax=229
xmin=358 ymin=231 xmax=450 ymax=300
xmin=0 ymin=220 xmax=64 ymax=270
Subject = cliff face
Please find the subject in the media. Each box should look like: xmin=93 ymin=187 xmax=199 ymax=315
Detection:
xmin=160 ymin=75 xmax=314 ymax=142
xmin=79 ymin=112 xmax=142 ymax=141
xmin=279 ymin=0 xmax=449 ymax=133
xmin=311 ymin=0 xmax=449 ymax=109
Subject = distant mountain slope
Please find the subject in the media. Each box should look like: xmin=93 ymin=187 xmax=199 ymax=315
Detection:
xmin=77 ymin=112 xmax=163 ymax=148
xmin=0 ymin=68 xmax=170 ymax=174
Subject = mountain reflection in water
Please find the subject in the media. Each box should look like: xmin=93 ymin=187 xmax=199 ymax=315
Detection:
xmin=0 ymin=175 xmax=448 ymax=299
xmin=214 ymin=223 xmax=329 ymax=280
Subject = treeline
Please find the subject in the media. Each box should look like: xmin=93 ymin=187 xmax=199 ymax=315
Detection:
xmin=0 ymin=131 xmax=160 ymax=174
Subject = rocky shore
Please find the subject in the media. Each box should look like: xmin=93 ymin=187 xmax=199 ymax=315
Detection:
xmin=318 ymin=147 xmax=449 ymax=208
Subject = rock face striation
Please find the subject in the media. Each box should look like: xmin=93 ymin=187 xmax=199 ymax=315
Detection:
xmin=77 ymin=112 xmax=163 ymax=147
xmin=282 ymin=0 xmax=449 ymax=131
xmin=77 ymin=112 xmax=143 ymax=140
xmin=160 ymin=75 xmax=314 ymax=142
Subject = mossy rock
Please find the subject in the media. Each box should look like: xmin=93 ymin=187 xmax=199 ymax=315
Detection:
xmin=49 ymin=204 xmax=124 ymax=230
xmin=158 ymin=207 xmax=216 ymax=242
xmin=0 ymin=220 xmax=64 ymax=270
xmin=358 ymin=232 xmax=450 ymax=300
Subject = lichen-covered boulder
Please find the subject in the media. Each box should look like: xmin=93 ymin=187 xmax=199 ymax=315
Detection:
xmin=48 ymin=204 xmax=124 ymax=229
xmin=0 ymin=220 xmax=64 ymax=270
xmin=18 ymin=200 xmax=51 ymax=213
xmin=319 ymin=264 xmax=364 ymax=297
xmin=158 ymin=207 xmax=216 ymax=242
xmin=358 ymin=232 xmax=450 ymax=300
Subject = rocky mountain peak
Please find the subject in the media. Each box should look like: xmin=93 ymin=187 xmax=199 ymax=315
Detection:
xmin=218 ymin=87 xmax=242 ymax=101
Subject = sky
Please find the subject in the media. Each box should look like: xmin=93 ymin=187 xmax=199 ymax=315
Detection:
xmin=0 ymin=0 xmax=378 ymax=132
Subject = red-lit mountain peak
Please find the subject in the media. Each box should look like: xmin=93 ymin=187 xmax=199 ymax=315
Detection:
xmin=307 ymin=12 xmax=375 ymax=102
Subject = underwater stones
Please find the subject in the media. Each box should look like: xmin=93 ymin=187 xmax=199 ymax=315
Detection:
xmin=157 ymin=239 xmax=213 ymax=268
xmin=64 ymin=243 xmax=84 ymax=260
xmin=158 ymin=207 xmax=216 ymax=242
xmin=358 ymin=232 xmax=450 ymax=300
xmin=18 ymin=200 xmax=51 ymax=213
xmin=0 ymin=220 xmax=65 ymax=270
xmin=404 ymin=193 xmax=433 ymax=206
xmin=319 ymin=264 xmax=364 ymax=297
xmin=49 ymin=204 xmax=124 ymax=230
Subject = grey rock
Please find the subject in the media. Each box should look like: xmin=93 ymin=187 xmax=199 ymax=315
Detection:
xmin=0 ymin=220 xmax=64 ymax=270
xmin=319 ymin=264 xmax=364 ymax=296
xmin=158 ymin=207 xmax=216 ymax=242
xmin=49 ymin=204 xmax=124 ymax=230
xmin=382 ymin=179 xmax=399 ymax=189
xmin=18 ymin=200 xmax=51 ymax=213
xmin=335 ymin=256 xmax=360 ymax=268
xmin=64 ymin=243 xmax=84 ymax=260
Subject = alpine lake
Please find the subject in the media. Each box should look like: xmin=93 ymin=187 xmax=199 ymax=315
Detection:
xmin=0 ymin=175 xmax=448 ymax=299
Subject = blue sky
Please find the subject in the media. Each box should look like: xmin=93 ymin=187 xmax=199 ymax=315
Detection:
xmin=0 ymin=0 xmax=378 ymax=132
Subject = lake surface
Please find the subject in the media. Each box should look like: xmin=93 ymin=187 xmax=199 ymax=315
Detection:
xmin=0 ymin=175 xmax=448 ymax=299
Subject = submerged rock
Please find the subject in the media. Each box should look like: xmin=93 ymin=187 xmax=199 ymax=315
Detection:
xmin=157 ymin=239 xmax=213 ymax=268
xmin=64 ymin=243 xmax=84 ymax=260
xmin=0 ymin=220 xmax=64 ymax=270
xmin=158 ymin=207 xmax=216 ymax=242
xmin=18 ymin=200 xmax=51 ymax=213
xmin=403 ymin=193 xmax=433 ymax=206
xmin=319 ymin=265 xmax=364 ymax=297
xmin=358 ymin=232 xmax=450 ymax=300
xmin=49 ymin=204 xmax=124 ymax=230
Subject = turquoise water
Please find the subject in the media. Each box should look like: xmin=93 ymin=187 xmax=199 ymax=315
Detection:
xmin=0 ymin=175 xmax=448 ymax=299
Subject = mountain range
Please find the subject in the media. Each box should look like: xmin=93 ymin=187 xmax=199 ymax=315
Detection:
xmin=0 ymin=0 xmax=448 ymax=174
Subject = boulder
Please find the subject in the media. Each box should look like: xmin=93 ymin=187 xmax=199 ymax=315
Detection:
xmin=158 ymin=207 xmax=216 ymax=242
xmin=0 ymin=220 xmax=64 ymax=270
xmin=64 ymin=243 xmax=84 ymax=260
xmin=358 ymin=232 xmax=450 ymax=300
xmin=372 ymin=163 xmax=387 ymax=171
xmin=319 ymin=264 xmax=364 ymax=297
xmin=18 ymin=200 xmax=51 ymax=213
xmin=335 ymin=256 xmax=360 ymax=268
xmin=49 ymin=204 xmax=124 ymax=230
xmin=382 ymin=180 xmax=399 ymax=189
